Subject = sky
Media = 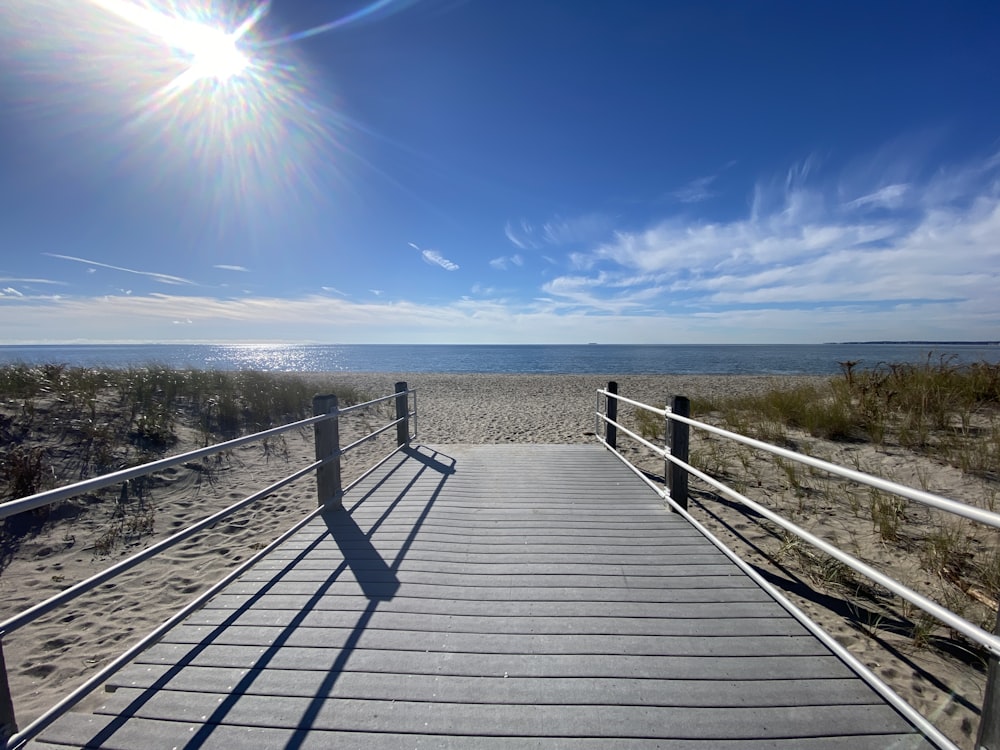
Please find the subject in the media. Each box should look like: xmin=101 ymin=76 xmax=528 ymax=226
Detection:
xmin=1 ymin=0 xmax=999 ymax=345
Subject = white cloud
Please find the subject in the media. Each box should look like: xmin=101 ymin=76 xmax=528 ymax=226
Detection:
xmin=845 ymin=183 xmax=909 ymax=210
xmin=409 ymin=241 xmax=460 ymax=271
xmin=7 ymin=146 xmax=999 ymax=345
xmin=421 ymin=249 xmax=459 ymax=271
xmin=544 ymin=151 xmax=1000 ymax=328
xmin=671 ymin=175 xmax=717 ymax=204
xmin=489 ymin=254 xmax=523 ymax=270
xmin=7 ymin=287 xmax=995 ymax=344
xmin=506 ymin=213 xmax=610 ymax=249
xmin=0 ymin=277 xmax=66 ymax=286
xmin=542 ymin=214 xmax=611 ymax=245
xmin=2 ymin=287 xmax=24 ymax=297
xmin=46 ymin=253 xmax=195 ymax=285
xmin=321 ymin=286 xmax=348 ymax=296
xmin=504 ymin=220 xmax=538 ymax=250
xmin=214 ymin=264 xmax=250 ymax=272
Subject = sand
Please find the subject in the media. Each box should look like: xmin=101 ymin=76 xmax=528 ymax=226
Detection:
xmin=1 ymin=372 xmax=995 ymax=748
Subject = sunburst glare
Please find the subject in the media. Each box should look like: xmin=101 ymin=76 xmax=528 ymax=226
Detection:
xmin=0 ymin=0 xmax=375 ymax=233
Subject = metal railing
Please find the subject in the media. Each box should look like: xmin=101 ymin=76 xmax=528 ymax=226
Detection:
xmin=596 ymin=381 xmax=1000 ymax=750
xmin=0 ymin=382 xmax=416 ymax=748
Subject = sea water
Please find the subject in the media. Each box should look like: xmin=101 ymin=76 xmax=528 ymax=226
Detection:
xmin=0 ymin=343 xmax=998 ymax=375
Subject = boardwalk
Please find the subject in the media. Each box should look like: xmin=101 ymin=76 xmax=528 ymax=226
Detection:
xmin=34 ymin=444 xmax=941 ymax=748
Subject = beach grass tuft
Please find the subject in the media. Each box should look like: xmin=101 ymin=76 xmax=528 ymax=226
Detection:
xmin=692 ymin=357 xmax=1000 ymax=480
xmin=0 ymin=364 xmax=367 ymax=503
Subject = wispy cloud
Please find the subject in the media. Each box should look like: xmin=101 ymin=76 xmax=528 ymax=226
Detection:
xmin=409 ymin=242 xmax=459 ymax=271
xmin=46 ymin=253 xmax=196 ymax=285
xmin=548 ymin=149 xmax=1000 ymax=327
xmin=489 ymin=254 xmax=523 ymax=270
xmin=504 ymin=220 xmax=540 ymax=250
xmin=542 ymin=214 xmax=611 ymax=245
xmin=214 ymin=264 xmax=250 ymax=272
xmin=321 ymin=286 xmax=348 ymax=296
xmin=505 ymin=213 xmax=611 ymax=249
xmin=670 ymin=175 xmax=717 ymax=204
xmin=541 ymin=274 xmax=665 ymax=314
xmin=8 ymin=146 xmax=998 ymax=345
xmin=670 ymin=161 xmax=737 ymax=204
xmin=2 ymin=287 xmax=25 ymax=297
xmin=422 ymin=250 xmax=459 ymax=271
xmin=0 ymin=277 xmax=67 ymax=286
xmin=845 ymin=183 xmax=909 ymax=210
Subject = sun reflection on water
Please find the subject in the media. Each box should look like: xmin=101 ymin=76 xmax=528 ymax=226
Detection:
xmin=205 ymin=344 xmax=349 ymax=372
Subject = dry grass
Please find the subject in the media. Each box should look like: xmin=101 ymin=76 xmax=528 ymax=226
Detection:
xmin=0 ymin=365 xmax=370 ymax=561
xmin=0 ymin=364 xmax=368 ymax=503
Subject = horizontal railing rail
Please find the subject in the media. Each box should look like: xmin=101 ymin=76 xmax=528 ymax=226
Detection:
xmin=595 ymin=381 xmax=999 ymax=749
xmin=0 ymin=382 xmax=416 ymax=748
xmin=597 ymin=389 xmax=1000 ymax=530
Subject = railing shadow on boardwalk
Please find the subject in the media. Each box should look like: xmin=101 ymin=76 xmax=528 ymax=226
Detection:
xmin=78 ymin=445 xmax=456 ymax=750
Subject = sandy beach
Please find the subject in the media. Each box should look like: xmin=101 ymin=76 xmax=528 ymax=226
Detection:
xmin=2 ymin=372 xmax=994 ymax=748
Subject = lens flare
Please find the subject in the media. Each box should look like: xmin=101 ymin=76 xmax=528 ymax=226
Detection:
xmin=259 ymin=0 xmax=417 ymax=48
xmin=0 ymin=0 xmax=422 ymax=237
xmin=0 ymin=0 xmax=351 ymax=234
xmin=90 ymin=0 xmax=255 ymax=83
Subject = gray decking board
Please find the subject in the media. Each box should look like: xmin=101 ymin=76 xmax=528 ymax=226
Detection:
xmin=32 ymin=443 xmax=941 ymax=748
xmin=131 ymin=643 xmax=862 ymax=680
xmin=159 ymin=609 xmax=809 ymax=636
xmin=34 ymin=716 xmax=934 ymax=750
xmin=106 ymin=666 xmax=886 ymax=707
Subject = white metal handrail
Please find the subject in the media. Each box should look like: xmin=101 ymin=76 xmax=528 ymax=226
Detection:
xmin=2 ymin=438 xmax=413 ymax=750
xmin=0 ymin=458 xmax=320 ymax=638
xmin=597 ymin=388 xmax=1000 ymax=530
xmin=0 ymin=413 xmax=329 ymax=521
xmin=596 ymin=383 xmax=1000 ymax=747
xmin=1 ymin=384 xmax=416 ymax=747
xmin=0 ymin=388 xmax=415 ymax=635
xmin=596 ymin=387 xmax=1000 ymax=658
xmin=0 ymin=389 xmax=414 ymax=523
xmin=596 ymin=427 xmax=961 ymax=750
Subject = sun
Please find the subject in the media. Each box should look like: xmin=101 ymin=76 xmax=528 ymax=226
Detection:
xmin=1 ymin=0 xmax=361 ymax=231
xmin=185 ymin=26 xmax=249 ymax=82
xmin=90 ymin=0 xmax=257 ymax=87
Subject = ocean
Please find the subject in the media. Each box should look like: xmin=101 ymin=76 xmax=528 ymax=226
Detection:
xmin=0 ymin=343 xmax=998 ymax=376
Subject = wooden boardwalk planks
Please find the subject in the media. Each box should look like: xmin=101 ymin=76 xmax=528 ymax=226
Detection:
xmin=33 ymin=444 xmax=941 ymax=748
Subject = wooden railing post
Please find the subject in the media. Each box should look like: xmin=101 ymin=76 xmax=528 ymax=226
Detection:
xmin=395 ymin=381 xmax=409 ymax=447
xmin=978 ymin=608 xmax=1000 ymax=749
xmin=667 ymin=395 xmax=690 ymax=511
xmin=606 ymin=381 xmax=618 ymax=449
xmin=312 ymin=394 xmax=343 ymax=509
xmin=0 ymin=641 xmax=16 ymax=743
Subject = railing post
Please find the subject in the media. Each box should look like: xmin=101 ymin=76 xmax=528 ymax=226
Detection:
xmin=978 ymin=607 xmax=1000 ymax=750
xmin=0 ymin=641 xmax=16 ymax=743
xmin=312 ymin=394 xmax=343 ymax=509
xmin=606 ymin=381 xmax=618 ymax=449
xmin=667 ymin=395 xmax=690 ymax=511
xmin=395 ymin=381 xmax=409 ymax=447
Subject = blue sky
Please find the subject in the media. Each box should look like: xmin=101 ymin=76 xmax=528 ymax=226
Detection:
xmin=1 ymin=0 xmax=999 ymax=344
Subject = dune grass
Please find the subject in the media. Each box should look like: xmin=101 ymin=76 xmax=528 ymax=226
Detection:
xmin=0 ymin=364 xmax=367 ymax=503
xmin=687 ymin=356 xmax=1000 ymax=480
xmin=627 ymin=357 xmax=1000 ymax=659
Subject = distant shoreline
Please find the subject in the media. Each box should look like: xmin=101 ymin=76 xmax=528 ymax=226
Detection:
xmin=826 ymin=341 xmax=999 ymax=346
